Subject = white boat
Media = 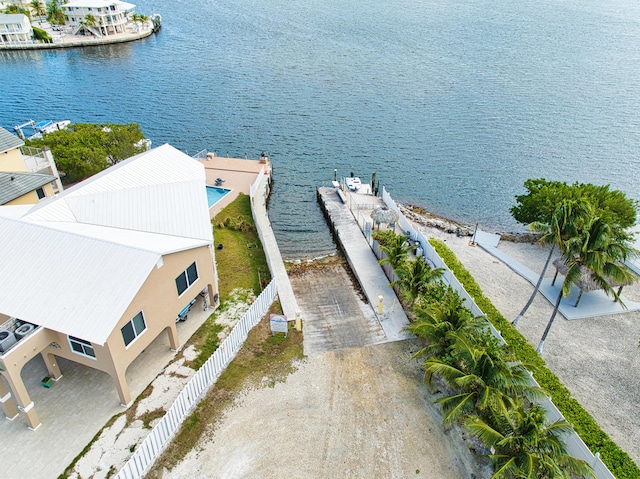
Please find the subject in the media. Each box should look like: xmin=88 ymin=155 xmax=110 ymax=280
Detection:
xmin=14 ymin=119 xmax=71 ymax=140
xmin=345 ymin=176 xmax=362 ymax=191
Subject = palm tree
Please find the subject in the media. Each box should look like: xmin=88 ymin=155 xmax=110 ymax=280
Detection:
xmin=464 ymin=400 xmax=595 ymax=479
xmin=30 ymin=0 xmax=45 ymax=19
xmin=425 ymin=334 xmax=545 ymax=425
xmin=392 ymin=257 xmax=444 ymax=308
xmin=512 ymin=199 xmax=591 ymax=326
xmin=46 ymin=0 xmax=64 ymax=25
xmin=378 ymin=233 xmax=410 ymax=272
xmin=409 ymin=290 xmax=487 ymax=360
xmin=537 ymin=213 xmax=638 ymax=353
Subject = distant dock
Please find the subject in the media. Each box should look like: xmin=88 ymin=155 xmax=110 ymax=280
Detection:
xmin=0 ymin=17 xmax=160 ymax=51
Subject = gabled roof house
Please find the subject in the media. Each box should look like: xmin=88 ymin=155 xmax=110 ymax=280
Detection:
xmin=0 ymin=144 xmax=219 ymax=429
xmin=0 ymin=13 xmax=33 ymax=46
xmin=0 ymin=125 xmax=63 ymax=204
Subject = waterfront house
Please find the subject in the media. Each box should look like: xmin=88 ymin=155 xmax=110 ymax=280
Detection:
xmin=0 ymin=171 xmax=57 ymax=205
xmin=62 ymin=0 xmax=135 ymax=36
xmin=0 ymin=126 xmax=62 ymax=202
xmin=0 ymin=13 xmax=33 ymax=45
xmin=0 ymin=144 xmax=219 ymax=429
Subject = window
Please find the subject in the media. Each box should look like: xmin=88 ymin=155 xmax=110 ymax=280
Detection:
xmin=121 ymin=312 xmax=146 ymax=346
xmin=175 ymin=262 xmax=198 ymax=296
xmin=69 ymin=336 xmax=95 ymax=358
xmin=36 ymin=187 xmax=45 ymax=199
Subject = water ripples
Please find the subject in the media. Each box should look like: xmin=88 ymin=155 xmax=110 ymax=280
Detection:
xmin=2 ymin=0 xmax=640 ymax=258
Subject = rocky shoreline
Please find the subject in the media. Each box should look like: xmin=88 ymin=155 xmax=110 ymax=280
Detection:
xmin=399 ymin=203 xmax=542 ymax=244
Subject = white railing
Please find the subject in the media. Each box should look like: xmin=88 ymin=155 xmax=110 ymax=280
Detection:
xmin=191 ymin=149 xmax=208 ymax=160
xmin=115 ymin=279 xmax=277 ymax=479
xmin=249 ymin=165 xmax=266 ymax=198
xmin=380 ymin=187 xmax=615 ymax=479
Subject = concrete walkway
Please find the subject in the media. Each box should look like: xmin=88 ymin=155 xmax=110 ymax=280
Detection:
xmin=292 ymin=264 xmax=387 ymax=355
xmin=317 ymin=187 xmax=410 ymax=342
xmin=476 ymin=230 xmax=640 ymax=320
xmin=0 ymin=22 xmax=155 ymax=51
xmin=252 ymin=172 xmax=299 ymax=320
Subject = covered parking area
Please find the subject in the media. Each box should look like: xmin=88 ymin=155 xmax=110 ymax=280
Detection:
xmin=0 ymin=296 xmax=210 ymax=479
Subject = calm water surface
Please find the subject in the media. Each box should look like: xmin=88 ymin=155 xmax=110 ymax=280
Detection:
xmin=2 ymin=0 xmax=639 ymax=258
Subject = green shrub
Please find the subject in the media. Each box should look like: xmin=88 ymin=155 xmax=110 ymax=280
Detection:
xmin=32 ymin=26 xmax=52 ymax=43
xmin=429 ymin=238 xmax=640 ymax=479
xmin=372 ymin=229 xmax=401 ymax=247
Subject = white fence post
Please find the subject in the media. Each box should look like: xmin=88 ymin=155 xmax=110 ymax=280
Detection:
xmin=114 ymin=279 xmax=278 ymax=479
xmin=380 ymin=188 xmax=616 ymax=479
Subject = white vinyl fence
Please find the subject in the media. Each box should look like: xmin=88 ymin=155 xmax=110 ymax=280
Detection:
xmin=249 ymin=164 xmax=266 ymax=198
xmin=380 ymin=187 xmax=615 ymax=479
xmin=115 ymin=279 xmax=278 ymax=479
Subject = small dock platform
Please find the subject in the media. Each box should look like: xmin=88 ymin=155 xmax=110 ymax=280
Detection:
xmin=317 ymin=186 xmax=410 ymax=342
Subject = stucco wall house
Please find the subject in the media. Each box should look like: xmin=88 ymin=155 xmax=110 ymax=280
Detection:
xmin=0 ymin=13 xmax=32 ymax=46
xmin=0 ymin=171 xmax=57 ymax=205
xmin=62 ymin=0 xmax=135 ymax=36
xmin=0 ymin=126 xmax=63 ymax=201
xmin=0 ymin=144 xmax=219 ymax=430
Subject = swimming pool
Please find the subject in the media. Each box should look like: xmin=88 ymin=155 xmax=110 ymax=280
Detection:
xmin=206 ymin=186 xmax=231 ymax=208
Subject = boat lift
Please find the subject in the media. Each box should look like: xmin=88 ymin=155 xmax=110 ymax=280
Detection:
xmin=14 ymin=119 xmax=71 ymax=140
xmin=13 ymin=120 xmax=37 ymax=139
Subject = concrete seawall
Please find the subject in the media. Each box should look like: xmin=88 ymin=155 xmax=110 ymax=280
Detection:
xmin=0 ymin=29 xmax=153 ymax=50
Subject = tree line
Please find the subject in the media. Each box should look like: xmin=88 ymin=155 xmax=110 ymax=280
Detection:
xmin=374 ymin=180 xmax=637 ymax=478
xmin=25 ymin=123 xmax=147 ymax=185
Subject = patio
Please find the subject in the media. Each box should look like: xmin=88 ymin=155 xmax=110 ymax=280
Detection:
xmin=0 ymin=297 xmax=211 ymax=479
xmin=200 ymin=154 xmax=267 ymax=217
xmin=475 ymin=230 xmax=640 ymax=320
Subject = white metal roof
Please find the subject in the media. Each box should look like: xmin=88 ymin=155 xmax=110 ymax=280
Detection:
xmin=0 ymin=217 xmax=159 ymax=344
xmin=0 ymin=204 xmax=34 ymax=218
xmin=62 ymin=0 xmax=135 ymax=11
xmin=42 ymin=221 xmax=210 ymax=255
xmin=25 ymin=144 xmax=213 ymax=243
xmin=0 ymin=144 xmax=213 ymax=345
xmin=0 ymin=14 xmax=29 ymax=28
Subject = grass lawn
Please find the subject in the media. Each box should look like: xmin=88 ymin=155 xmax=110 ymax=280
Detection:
xmin=146 ymin=194 xmax=304 ymax=474
xmin=185 ymin=193 xmax=272 ymax=368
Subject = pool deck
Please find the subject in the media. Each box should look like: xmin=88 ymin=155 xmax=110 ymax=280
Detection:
xmin=199 ymin=155 xmax=267 ymax=216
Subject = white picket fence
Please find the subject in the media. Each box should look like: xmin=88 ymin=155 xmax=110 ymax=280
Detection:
xmin=114 ymin=279 xmax=278 ymax=479
xmin=380 ymin=187 xmax=615 ymax=479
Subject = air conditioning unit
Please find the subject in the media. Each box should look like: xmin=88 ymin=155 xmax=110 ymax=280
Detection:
xmin=15 ymin=323 xmax=35 ymax=340
xmin=0 ymin=330 xmax=17 ymax=352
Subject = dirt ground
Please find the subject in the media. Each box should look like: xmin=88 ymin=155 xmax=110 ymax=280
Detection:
xmin=162 ymin=342 xmax=489 ymax=479
xmin=71 ymin=213 xmax=640 ymax=477
xmin=160 ymin=263 xmax=490 ymax=479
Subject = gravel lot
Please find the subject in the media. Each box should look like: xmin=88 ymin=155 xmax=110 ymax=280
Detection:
xmin=410 ymin=219 xmax=640 ymax=467
xmin=160 ymin=263 xmax=490 ymax=478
